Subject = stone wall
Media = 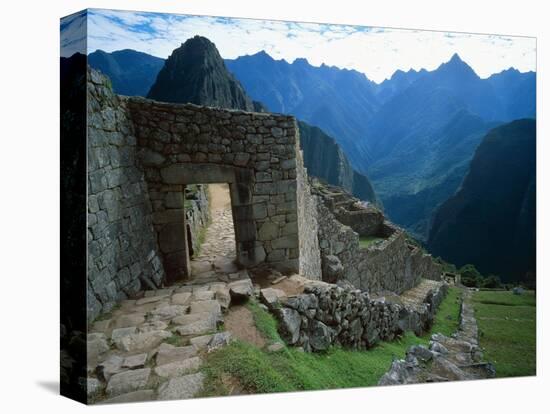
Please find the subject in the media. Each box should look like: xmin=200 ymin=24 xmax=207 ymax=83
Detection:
xmin=86 ymin=67 xmax=318 ymax=307
xmin=272 ymin=279 xmax=447 ymax=352
xmin=87 ymin=70 xmax=166 ymax=322
xmin=314 ymin=184 xmax=443 ymax=294
xmin=86 ymin=67 xmax=441 ymax=324
xmin=295 ymin=149 xmax=322 ymax=279
xmin=184 ymin=185 xmax=210 ymax=258
xmin=126 ymin=96 xmax=303 ymax=280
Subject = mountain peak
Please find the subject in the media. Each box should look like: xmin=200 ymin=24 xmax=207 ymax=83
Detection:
xmin=252 ymin=50 xmax=271 ymax=58
xmin=147 ymin=35 xmax=255 ymax=111
xmin=449 ymin=52 xmax=464 ymax=63
xmin=293 ymin=57 xmax=310 ymax=66
xmin=436 ymin=52 xmax=477 ymax=79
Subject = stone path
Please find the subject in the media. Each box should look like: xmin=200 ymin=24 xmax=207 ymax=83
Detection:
xmin=194 ymin=183 xmax=236 ymax=264
xmin=399 ymin=279 xmax=445 ymax=309
xmin=378 ymin=287 xmax=495 ymax=385
xmin=86 ymin=184 xmax=251 ymax=404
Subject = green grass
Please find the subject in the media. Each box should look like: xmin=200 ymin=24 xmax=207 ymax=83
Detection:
xmin=163 ymin=334 xmax=185 ymax=347
xmin=201 ymin=287 xmax=462 ymax=396
xmin=246 ymin=300 xmax=283 ymax=343
xmin=359 ymin=236 xmax=385 ymax=248
xmin=472 ymin=290 xmax=536 ymax=378
xmin=431 ymin=286 xmax=462 ymax=336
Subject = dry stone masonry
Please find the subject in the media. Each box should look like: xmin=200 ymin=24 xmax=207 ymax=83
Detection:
xmin=311 ymin=180 xmax=443 ymax=293
xmin=87 ymin=70 xmax=165 ymax=322
xmin=268 ymin=277 xmax=448 ymax=352
xmin=87 ymin=68 xmax=323 ymax=320
xmin=127 ymin=95 xmax=309 ymax=281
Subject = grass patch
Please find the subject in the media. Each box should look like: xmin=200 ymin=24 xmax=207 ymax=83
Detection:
xmin=201 ymin=333 xmax=430 ymax=396
xmin=201 ymin=287 xmax=462 ymax=395
xmin=163 ymin=334 xmax=186 ymax=347
xmin=472 ymin=290 xmax=536 ymax=378
xmin=246 ymin=300 xmax=283 ymax=343
xmin=359 ymin=236 xmax=385 ymax=248
xmin=431 ymin=286 xmax=462 ymax=336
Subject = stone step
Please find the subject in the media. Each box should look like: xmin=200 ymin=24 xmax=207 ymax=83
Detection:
xmin=157 ymin=372 xmax=205 ymax=401
xmin=154 ymin=357 xmax=202 ymax=378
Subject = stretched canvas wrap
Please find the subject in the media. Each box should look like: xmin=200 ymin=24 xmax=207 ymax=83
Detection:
xmin=60 ymin=8 xmax=537 ymax=404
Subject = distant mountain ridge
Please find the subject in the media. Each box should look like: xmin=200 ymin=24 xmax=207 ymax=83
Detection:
xmin=225 ymin=52 xmax=380 ymax=166
xmin=88 ymin=49 xmax=164 ymax=97
xmin=362 ymin=54 xmax=534 ymax=239
xmin=88 ymin=38 xmax=378 ymax=203
xmin=428 ymin=119 xmax=536 ymax=282
xmin=87 ymin=46 xmax=535 ymax=240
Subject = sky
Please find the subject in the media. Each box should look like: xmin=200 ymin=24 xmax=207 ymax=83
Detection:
xmin=60 ymin=8 xmax=536 ymax=83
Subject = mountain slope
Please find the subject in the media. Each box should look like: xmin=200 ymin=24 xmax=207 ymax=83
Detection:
xmin=428 ymin=119 xmax=536 ymax=282
xmin=225 ymin=52 xmax=380 ymax=166
xmin=298 ymin=121 xmax=377 ymax=203
xmin=487 ymin=68 xmax=536 ymax=120
xmin=88 ymin=49 xmax=164 ymax=96
xmin=147 ymin=36 xmax=256 ymax=111
xmin=376 ymin=67 xmax=428 ymax=104
xmin=363 ymin=54 xmax=521 ymax=238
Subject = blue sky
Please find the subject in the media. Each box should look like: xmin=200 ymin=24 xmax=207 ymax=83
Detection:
xmin=61 ymin=8 xmax=536 ymax=83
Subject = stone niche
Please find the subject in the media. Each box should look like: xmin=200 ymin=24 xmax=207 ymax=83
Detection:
xmin=126 ymin=97 xmax=316 ymax=283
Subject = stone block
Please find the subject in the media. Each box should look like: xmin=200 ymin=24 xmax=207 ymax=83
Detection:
xmin=106 ymin=368 xmax=151 ymax=397
xmin=154 ymin=357 xmax=202 ymax=378
xmin=159 ymin=223 xmax=186 ymax=254
xmin=157 ymin=372 xmax=205 ymax=401
xmin=156 ymin=344 xmax=198 ymax=366
xmin=272 ymin=235 xmax=299 ymax=249
xmin=252 ymin=203 xmax=268 ymax=219
xmin=258 ymin=221 xmax=279 ymax=241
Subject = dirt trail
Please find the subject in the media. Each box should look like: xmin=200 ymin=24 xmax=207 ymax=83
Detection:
xmin=208 ymin=183 xmax=231 ymax=211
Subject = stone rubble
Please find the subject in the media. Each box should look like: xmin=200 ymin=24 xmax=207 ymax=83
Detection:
xmin=378 ymin=289 xmax=495 ymax=385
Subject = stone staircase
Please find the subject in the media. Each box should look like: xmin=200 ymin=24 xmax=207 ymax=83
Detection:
xmin=87 ymin=268 xmax=255 ymax=404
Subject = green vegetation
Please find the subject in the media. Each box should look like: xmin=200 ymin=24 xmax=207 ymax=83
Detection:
xmin=164 ymin=334 xmax=186 ymax=347
xmin=472 ymin=290 xmax=536 ymax=378
xmin=428 ymin=120 xmax=536 ymax=283
xmin=359 ymin=235 xmax=384 ymax=249
xmin=246 ymin=300 xmax=283 ymax=343
xmin=193 ymin=222 xmax=209 ymax=257
xmin=431 ymin=286 xmax=462 ymax=336
xmin=201 ymin=288 xmax=462 ymax=395
xmin=438 ymin=262 xmax=506 ymax=289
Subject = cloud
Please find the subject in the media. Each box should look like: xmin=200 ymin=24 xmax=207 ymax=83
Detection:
xmin=62 ymin=8 xmax=536 ymax=83
xmin=60 ymin=10 xmax=87 ymax=57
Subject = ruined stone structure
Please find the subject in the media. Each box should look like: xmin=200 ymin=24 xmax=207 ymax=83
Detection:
xmin=87 ymin=67 xmax=443 ymax=323
xmin=87 ymin=69 xmax=322 ymax=320
xmin=127 ymin=96 xmax=314 ymax=281
xmin=311 ymin=181 xmax=443 ymax=293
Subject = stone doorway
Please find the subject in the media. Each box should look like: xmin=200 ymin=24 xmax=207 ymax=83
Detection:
xmin=155 ymin=163 xmax=260 ymax=285
xmin=189 ymin=183 xmax=239 ymax=281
